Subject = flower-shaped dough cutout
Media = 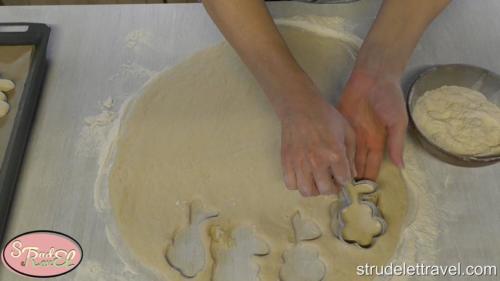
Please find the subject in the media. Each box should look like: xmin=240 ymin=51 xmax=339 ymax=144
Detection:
xmin=339 ymin=181 xmax=385 ymax=247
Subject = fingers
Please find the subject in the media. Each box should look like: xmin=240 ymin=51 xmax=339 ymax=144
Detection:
xmin=282 ymin=141 xmax=297 ymax=190
xmin=296 ymin=163 xmax=318 ymax=197
xmin=313 ymin=168 xmax=338 ymax=195
xmin=387 ymin=121 xmax=407 ymax=169
xmin=345 ymin=127 xmax=357 ymax=178
xmin=329 ymin=151 xmax=352 ymax=188
xmin=283 ymin=149 xmax=349 ymax=196
xmin=354 ymin=138 xmax=368 ymax=179
xmin=283 ymin=162 xmax=297 ymax=190
xmin=364 ymin=149 xmax=383 ymax=181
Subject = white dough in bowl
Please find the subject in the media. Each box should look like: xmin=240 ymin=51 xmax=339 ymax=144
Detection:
xmin=413 ymin=85 xmax=500 ymax=156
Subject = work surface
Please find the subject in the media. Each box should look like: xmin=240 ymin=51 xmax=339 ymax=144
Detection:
xmin=1 ymin=1 xmax=500 ymax=280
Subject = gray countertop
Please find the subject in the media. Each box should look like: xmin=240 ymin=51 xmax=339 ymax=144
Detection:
xmin=0 ymin=1 xmax=499 ymax=280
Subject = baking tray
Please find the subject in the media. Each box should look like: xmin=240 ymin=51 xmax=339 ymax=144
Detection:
xmin=0 ymin=23 xmax=50 ymax=244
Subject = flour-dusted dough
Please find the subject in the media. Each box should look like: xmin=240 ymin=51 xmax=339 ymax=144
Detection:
xmin=166 ymin=200 xmax=218 ymax=278
xmin=339 ymin=183 xmax=384 ymax=247
xmin=0 ymin=79 xmax=15 ymax=92
xmin=210 ymin=225 xmax=269 ymax=281
xmin=280 ymin=244 xmax=326 ymax=281
xmin=292 ymin=211 xmax=322 ymax=242
xmin=413 ymin=85 xmax=500 ymax=156
xmin=109 ymin=17 xmax=409 ymax=281
xmin=281 ymin=212 xmax=325 ymax=281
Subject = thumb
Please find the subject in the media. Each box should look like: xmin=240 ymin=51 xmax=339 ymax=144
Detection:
xmin=387 ymin=121 xmax=407 ymax=169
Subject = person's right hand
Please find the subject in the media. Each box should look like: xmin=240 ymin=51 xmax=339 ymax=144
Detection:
xmin=279 ymin=86 xmax=356 ymax=197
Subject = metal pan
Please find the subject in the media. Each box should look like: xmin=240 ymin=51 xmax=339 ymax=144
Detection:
xmin=0 ymin=23 xmax=50 ymax=244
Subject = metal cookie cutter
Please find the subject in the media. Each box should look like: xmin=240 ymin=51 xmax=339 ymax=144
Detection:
xmin=336 ymin=180 xmax=387 ymax=248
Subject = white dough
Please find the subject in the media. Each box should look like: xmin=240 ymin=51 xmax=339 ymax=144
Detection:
xmin=108 ymin=16 xmax=409 ymax=281
xmin=0 ymin=100 xmax=10 ymax=118
xmin=210 ymin=226 xmax=269 ymax=281
xmin=413 ymin=85 xmax=500 ymax=156
xmin=281 ymin=212 xmax=325 ymax=281
xmin=166 ymin=200 xmax=218 ymax=278
xmin=0 ymin=91 xmax=6 ymax=101
xmin=339 ymin=183 xmax=384 ymax=247
xmin=0 ymin=79 xmax=15 ymax=92
xmin=280 ymin=244 xmax=326 ymax=281
xmin=291 ymin=211 xmax=322 ymax=242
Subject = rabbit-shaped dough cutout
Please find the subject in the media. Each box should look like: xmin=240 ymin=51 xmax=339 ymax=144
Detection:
xmin=166 ymin=200 xmax=218 ymax=277
xmin=280 ymin=244 xmax=326 ymax=281
xmin=280 ymin=211 xmax=326 ymax=281
xmin=210 ymin=225 xmax=269 ymax=281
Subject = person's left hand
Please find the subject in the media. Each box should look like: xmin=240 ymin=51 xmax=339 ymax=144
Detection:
xmin=338 ymin=70 xmax=408 ymax=180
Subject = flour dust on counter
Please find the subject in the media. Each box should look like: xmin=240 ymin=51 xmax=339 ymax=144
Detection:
xmin=96 ymin=16 xmax=439 ymax=281
xmin=76 ymin=97 xmax=118 ymax=158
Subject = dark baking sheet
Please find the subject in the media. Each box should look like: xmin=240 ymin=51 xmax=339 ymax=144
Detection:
xmin=0 ymin=23 xmax=50 ymax=244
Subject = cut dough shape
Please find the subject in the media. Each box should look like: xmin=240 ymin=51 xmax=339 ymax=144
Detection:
xmin=108 ymin=16 xmax=409 ymax=281
xmin=0 ymin=100 xmax=10 ymax=118
xmin=0 ymin=79 xmax=15 ymax=92
xmin=281 ymin=212 xmax=326 ymax=281
xmin=210 ymin=225 xmax=269 ymax=281
xmin=166 ymin=200 xmax=218 ymax=278
xmin=339 ymin=183 xmax=384 ymax=247
xmin=280 ymin=244 xmax=326 ymax=281
xmin=292 ymin=211 xmax=322 ymax=242
xmin=0 ymin=91 xmax=6 ymax=101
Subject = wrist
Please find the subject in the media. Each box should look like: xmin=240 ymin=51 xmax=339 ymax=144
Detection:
xmin=343 ymin=66 xmax=400 ymax=102
xmin=354 ymin=37 xmax=409 ymax=81
xmin=272 ymin=79 xmax=328 ymax=122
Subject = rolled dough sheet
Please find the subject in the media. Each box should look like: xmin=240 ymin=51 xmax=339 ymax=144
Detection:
xmin=108 ymin=18 xmax=408 ymax=281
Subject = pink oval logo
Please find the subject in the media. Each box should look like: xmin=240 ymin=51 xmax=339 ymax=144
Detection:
xmin=1 ymin=231 xmax=83 ymax=278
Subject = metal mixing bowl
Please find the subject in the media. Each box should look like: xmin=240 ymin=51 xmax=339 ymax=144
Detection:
xmin=407 ymin=64 xmax=500 ymax=167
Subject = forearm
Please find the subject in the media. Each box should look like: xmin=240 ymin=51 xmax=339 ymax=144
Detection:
xmin=354 ymin=0 xmax=451 ymax=79
xmin=203 ymin=0 xmax=317 ymax=119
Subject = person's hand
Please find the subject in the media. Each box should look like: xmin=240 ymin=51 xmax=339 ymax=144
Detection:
xmin=279 ymin=86 xmax=356 ymax=197
xmin=339 ymin=70 xmax=408 ymax=180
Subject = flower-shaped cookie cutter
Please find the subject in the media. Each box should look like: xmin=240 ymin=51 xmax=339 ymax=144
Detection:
xmin=336 ymin=180 xmax=387 ymax=248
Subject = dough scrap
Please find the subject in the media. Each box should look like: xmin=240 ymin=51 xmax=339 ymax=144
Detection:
xmin=0 ymin=100 xmax=10 ymax=118
xmin=413 ymin=85 xmax=500 ymax=156
xmin=108 ymin=17 xmax=409 ymax=281
xmin=280 ymin=244 xmax=326 ymax=281
xmin=339 ymin=183 xmax=384 ymax=247
xmin=210 ymin=225 xmax=269 ymax=281
xmin=0 ymin=91 xmax=6 ymax=101
xmin=0 ymin=79 xmax=15 ymax=92
xmin=166 ymin=200 xmax=218 ymax=278
xmin=291 ymin=211 xmax=322 ymax=242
